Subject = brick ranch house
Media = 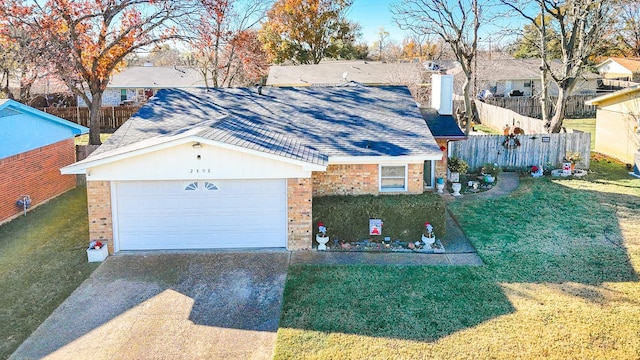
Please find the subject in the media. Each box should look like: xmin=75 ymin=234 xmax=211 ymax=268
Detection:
xmin=62 ymin=86 xmax=444 ymax=252
xmin=0 ymin=99 xmax=87 ymax=224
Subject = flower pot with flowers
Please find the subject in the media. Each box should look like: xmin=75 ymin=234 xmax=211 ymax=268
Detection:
xmin=531 ymin=165 xmax=543 ymax=178
xmin=564 ymin=151 xmax=583 ymax=172
xmin=421 ymin=222 xmax=436 ymax=246
xmin=316 ymin=222 xmax=329 ymax=250
xmin=447 ymin=157 xmax=468 ymax=183
xmin=481 ymin=163 xmax=501 ymax=183
xmin=87 ymin=240 xmax=108 ymax=262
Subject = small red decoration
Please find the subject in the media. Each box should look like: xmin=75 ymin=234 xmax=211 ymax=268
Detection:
xmin=95 ymin=241 xmax=103 ymax=249
xmin=439 ymin=145 xmax=446 ymax=152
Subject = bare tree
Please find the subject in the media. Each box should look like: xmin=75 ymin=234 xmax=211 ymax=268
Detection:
xmin=375 ymin=27 xmax=390 ymax=61
xmin=614 ymin=0 xmax=640 ymax=56
xmin=501 ymin=0 xmax=613 ymax=133
xmin=392 ymin=0 xmax=489 ymax=134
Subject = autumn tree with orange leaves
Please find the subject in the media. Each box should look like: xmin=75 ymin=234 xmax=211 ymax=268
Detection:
xmin=188 ymin=0 xmax=269 ymax=88
xmin=259 ymin=0 xmax=356 ymax=64
xmin=0 ymin=0 xmax=192 ymax=145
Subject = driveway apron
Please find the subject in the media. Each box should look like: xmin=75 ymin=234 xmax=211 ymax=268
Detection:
xmin=10 ymin=252 xmax=289 ymax=360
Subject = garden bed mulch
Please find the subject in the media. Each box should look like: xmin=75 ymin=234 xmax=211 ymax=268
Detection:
xmin=320 ymin=238 xmax=445 ymax=254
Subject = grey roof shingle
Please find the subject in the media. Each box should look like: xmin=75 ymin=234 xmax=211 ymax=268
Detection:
xmin=92 ymin=86 xmax=440 ymax=163
xmin=266 ymin=61 xmax=426 ymax=86
xmin=420 ymin=108 xmax=466 ymax=139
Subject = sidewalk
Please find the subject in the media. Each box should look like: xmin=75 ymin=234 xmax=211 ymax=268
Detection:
xmin=442 ymin=172 xmax=520 ymax=202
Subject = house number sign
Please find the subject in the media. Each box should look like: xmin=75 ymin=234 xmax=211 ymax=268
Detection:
xmin=190 ymin=168 xmax=211 ymax=174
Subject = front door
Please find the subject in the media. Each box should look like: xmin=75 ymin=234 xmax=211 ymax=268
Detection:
xmin=423 ymin=160 xmax=434 ymax=188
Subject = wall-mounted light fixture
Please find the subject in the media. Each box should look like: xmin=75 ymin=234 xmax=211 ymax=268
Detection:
xmin=192 ymin=142 xmax=202 ymax=149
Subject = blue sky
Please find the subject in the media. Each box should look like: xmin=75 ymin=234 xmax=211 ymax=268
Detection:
xmin=345 ymin=0 xmax=525 ymax=49
xmin=346 ymin=0 xmax=408 ymax=45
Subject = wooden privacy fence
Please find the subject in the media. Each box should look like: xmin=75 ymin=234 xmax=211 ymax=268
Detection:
xmin=482 ymin=95 xmax=596 ymax=119
xmin=475 ymin=99 xmax=547 ymax=134
xmin=450 ymin=132 xmax=591 ymax=171
xmin=39 ymin=106 xmax=141 ymax=130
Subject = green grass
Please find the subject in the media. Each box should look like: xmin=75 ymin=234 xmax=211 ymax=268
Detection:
xmin=275 ymin=154 xmax=640 ymax=359
xmin=74 ymin=133 xmax=112 ymax=145
xmin=0 ymin=188 xmax=97 ymax=359
xmin=564 ymin=118 xmax=596 ymax=149
xmin=473 ymin=124 xmax=501 ymax=134
xmin=313 ymin=193 xmax=446 ymax=241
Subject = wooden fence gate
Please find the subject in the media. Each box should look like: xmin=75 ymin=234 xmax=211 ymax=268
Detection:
xmin=450 ymin=133 xmax=591 ymax=171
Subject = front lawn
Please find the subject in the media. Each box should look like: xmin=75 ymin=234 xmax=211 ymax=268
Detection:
xmin=0 ymin=187 xmax=97 ymax=359
xmin=275 ymin=154 xmax=640 ymax=359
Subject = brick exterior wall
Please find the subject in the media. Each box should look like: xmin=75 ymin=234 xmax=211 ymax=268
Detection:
xmin=312 ymin=163 xmax=424 ymax=196
xmin=287 ymin=178 xmax=313 ymax=250
xmin=86 ymin=181 xmax=114 ymax=253
xmin=0 ymin=139 xmax=77 ymax=224
xmin=436 ymin=139 xmax=449 ymax=181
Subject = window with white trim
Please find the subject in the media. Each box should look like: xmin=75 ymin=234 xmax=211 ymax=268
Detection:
xmin=380 ymin=165 xmax=407 ymax=192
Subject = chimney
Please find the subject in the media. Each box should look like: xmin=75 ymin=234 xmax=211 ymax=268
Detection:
xmin=431 ymin=74 xmax=454 ymax=115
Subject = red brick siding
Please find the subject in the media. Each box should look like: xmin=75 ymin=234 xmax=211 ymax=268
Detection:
xmin=312 ymin=163 xmax=424 ymax=196
xmin=287 ymin=178 xmax=312 ymax=250
xmin=86 ymin=181 xmax=114 ymax=253
xmin=436 ymin=139 xmax=449 ymax=180
xmin=0 ymin=139 xmax=77 ymax=223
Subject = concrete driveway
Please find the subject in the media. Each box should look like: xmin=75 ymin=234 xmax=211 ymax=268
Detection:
xmin=10 ymin=251 xmax=289 ymax=360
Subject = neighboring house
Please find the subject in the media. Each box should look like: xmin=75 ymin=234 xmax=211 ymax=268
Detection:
xmin=62 ymin=86 xmax=442 ymax=252
xmin=266 ymin=60 xmax=433 ymax=105
xmin=585 ymin=85 xmax=640 ymax=166
xmin=0 ymin=99 xmax=88 ymax=224
xmin=596 ymin=57 xmax=640 ymax=82
xmin=448 ymin=58 xmax=600 ymax=98
xmin=77 ymin=65 xmax=206 ymax=107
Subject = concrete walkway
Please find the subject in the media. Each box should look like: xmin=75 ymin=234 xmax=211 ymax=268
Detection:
xmin=443 ymin=172 xmax=520 ymax=202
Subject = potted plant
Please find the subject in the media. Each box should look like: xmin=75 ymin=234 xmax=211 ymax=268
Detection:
xmin=435 ymin=177 xmax=445 ymax=193
xmin=481 ymin=162 xmax=501 ymax=183
xmin=565 ymin=151 xmax=583 ymax=172
xmin=316 ymin=222 xmax=329 ymax=250
xmin=447 ymin=157 xmax=468 ymax=183
xmin=87 ymin=240 xmax=108 ymax=262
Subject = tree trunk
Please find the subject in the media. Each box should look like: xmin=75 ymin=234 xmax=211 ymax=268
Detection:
xmin=462 ymin=74 xmax=472 ymax=135
xmin=539 ymin=0 xmax=549 ymax=125
xmin=548 ymin=87 xmax=567 ymax=133
xmin=88 ymin=93 xmax=103 ymax=145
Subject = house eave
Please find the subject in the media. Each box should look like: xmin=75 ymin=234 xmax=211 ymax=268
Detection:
xmin=328 ymin=154 xmax=442 ymax=165
xmin=61 ymin=135 xmax=327 ymax=175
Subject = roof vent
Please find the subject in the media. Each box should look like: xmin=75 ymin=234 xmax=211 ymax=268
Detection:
xmin=257 ymin=85 xmax=263 ymax=95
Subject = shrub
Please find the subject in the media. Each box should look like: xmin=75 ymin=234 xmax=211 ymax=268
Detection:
xmin=448 ymin=157 xmax=469 ymax=173
xmin=313 ymin=193 xmax=446 ymax=242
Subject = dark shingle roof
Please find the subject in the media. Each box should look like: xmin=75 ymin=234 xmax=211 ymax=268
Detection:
xmin=420 ymin=108 xmax=466 ymax=139
xmin=92 ymin=86 xmax=440 ymax=162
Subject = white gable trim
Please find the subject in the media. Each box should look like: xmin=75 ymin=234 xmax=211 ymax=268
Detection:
xmin=62 ymin=134 xmax=326 ymax=175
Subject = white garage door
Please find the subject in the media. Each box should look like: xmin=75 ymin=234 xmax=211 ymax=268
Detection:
xmin=114 ymin=179 xmax=287 ymax=250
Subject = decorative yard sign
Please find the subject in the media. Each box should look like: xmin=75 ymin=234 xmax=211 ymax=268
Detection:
xmin=542 ymin=136 xmax=550 ymax=143
xmin=369 ymin=219 xmax=383 ymax=236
